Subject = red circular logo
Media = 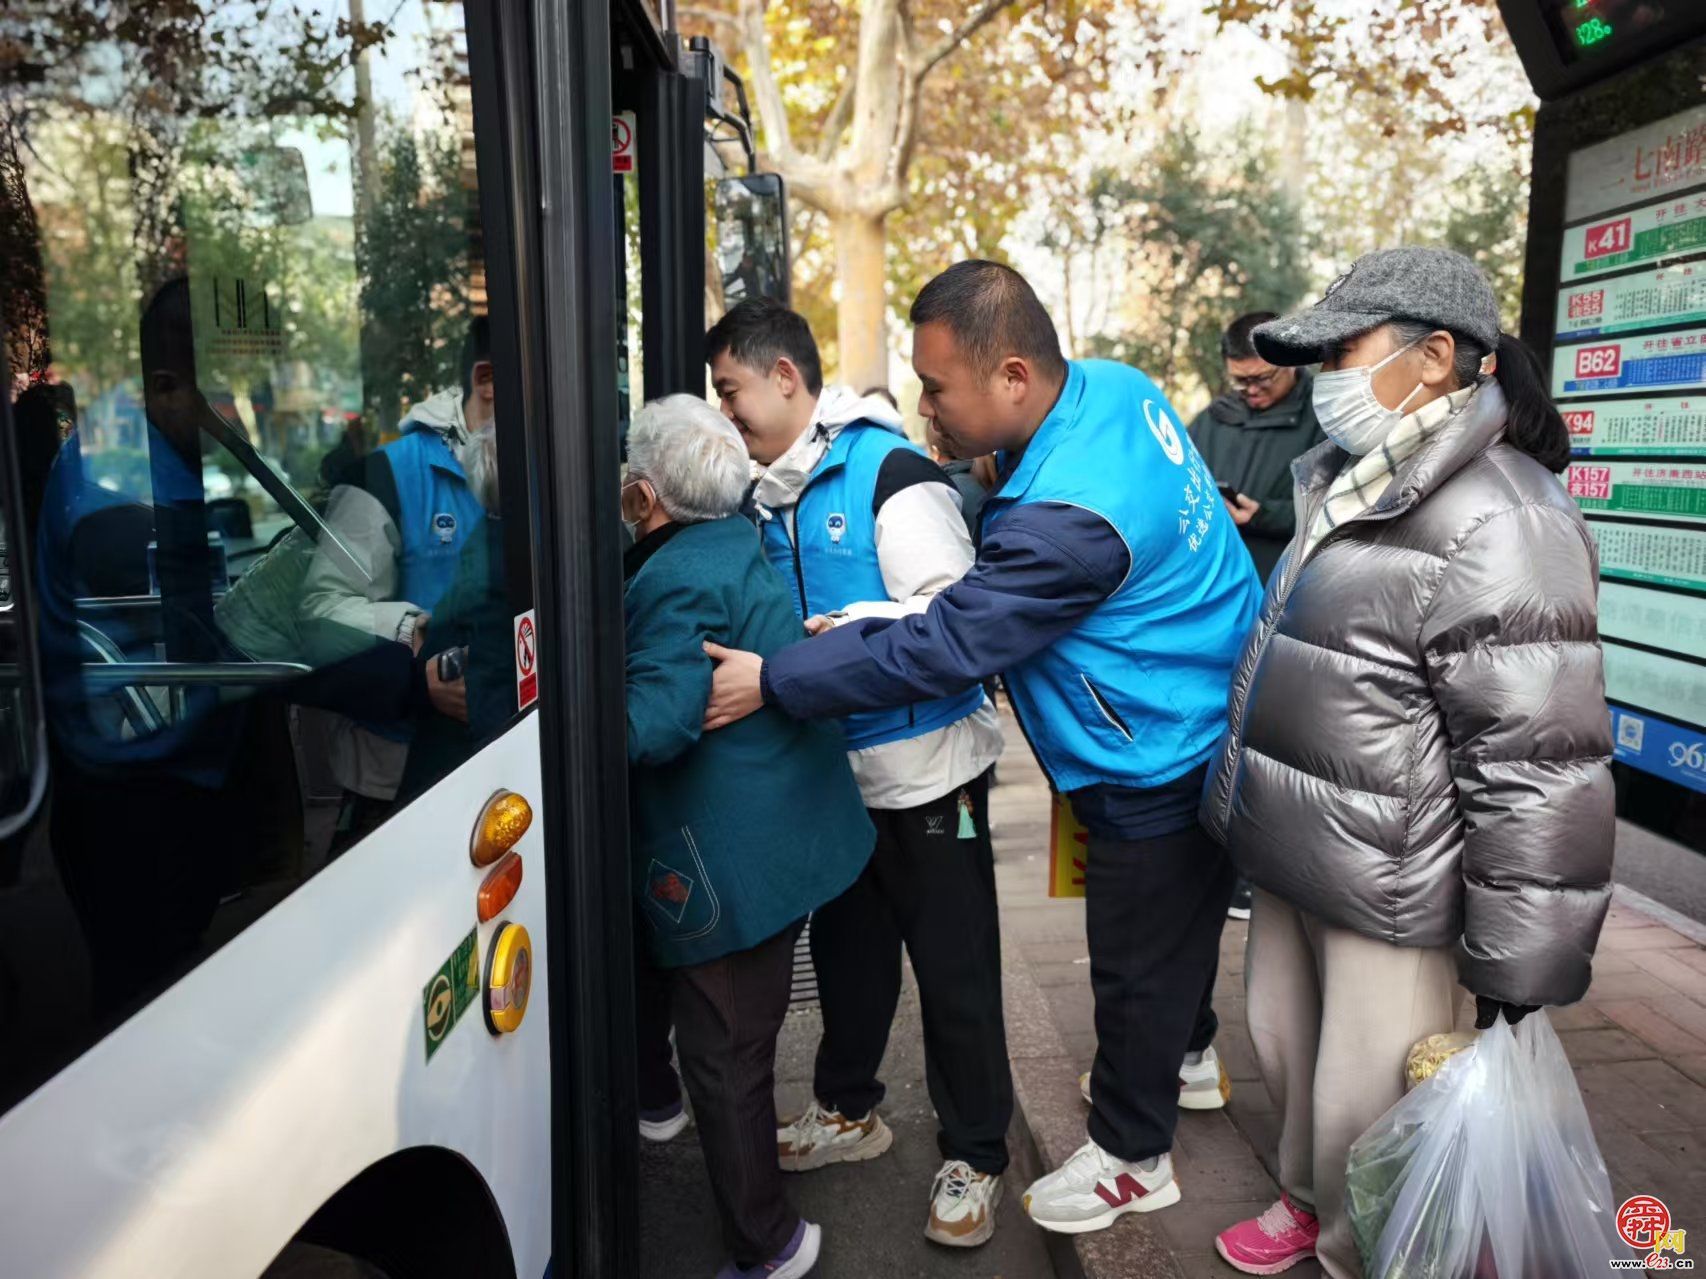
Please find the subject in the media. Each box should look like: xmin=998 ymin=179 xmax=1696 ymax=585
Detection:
xmin=1618 ymin=1195 xmax=1672 ymax=1250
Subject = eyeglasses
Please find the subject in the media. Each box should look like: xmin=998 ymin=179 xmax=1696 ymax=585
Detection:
xmin=1228 ymin=368 xmax=1285 ymax=392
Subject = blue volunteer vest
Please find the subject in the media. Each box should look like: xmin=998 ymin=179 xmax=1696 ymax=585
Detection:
xmin=381 ymin=427 xmax=487 ymax=616
xmin=759 ymin=421 xmax=983 ymax=751
xmin=983 ymin=360 xmax=1262 ymax=792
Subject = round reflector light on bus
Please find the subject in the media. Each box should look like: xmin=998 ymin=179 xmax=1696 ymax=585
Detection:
xmin=484 ymin=922 xmax=533 ymax=1035
xmin=471 ymin=790 xmax=533 ymax=867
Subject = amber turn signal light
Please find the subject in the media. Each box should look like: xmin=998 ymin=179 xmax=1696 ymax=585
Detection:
xmin=478 ymin=851 xmax=523 ymax=923
xmin=471 ymin=790 xmax=532 ymax=867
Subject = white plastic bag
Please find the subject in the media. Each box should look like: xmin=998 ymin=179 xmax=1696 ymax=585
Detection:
xmin=1345 ymin=1011 xmax=1637 ymax=1278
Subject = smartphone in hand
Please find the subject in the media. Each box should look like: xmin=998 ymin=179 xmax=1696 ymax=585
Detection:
xmin=1217 ymin=483 xmax=1239 ymax=502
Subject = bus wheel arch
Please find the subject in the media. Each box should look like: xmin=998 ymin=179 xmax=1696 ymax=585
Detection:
xmin=263 ymin=1147 xmax=518 ymax=1279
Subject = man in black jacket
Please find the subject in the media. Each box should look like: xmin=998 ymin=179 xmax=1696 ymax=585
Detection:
xmin=1187 ymin=312 xmax=1325 ymax=585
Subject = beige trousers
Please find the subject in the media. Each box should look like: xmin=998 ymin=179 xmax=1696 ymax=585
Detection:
xmin=1245 ymin=888 xmax=1458 ymax=1279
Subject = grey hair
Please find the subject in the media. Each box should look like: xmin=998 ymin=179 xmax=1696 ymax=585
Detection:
xmin=626 ymin=394 xmax=751 ymax=523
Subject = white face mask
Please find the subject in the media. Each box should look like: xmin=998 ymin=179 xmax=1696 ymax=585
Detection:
xmin=1312 ymin=337 xmax=1426 ymax=455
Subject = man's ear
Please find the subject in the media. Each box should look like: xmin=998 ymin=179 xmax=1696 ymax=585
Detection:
xmin=1000 ymin=355 xmax=1031 ymax=404
xmin=473 ymin=359 xmax=496 ymax=402
xmin=773 ymin=356 xmax=803 ymax=399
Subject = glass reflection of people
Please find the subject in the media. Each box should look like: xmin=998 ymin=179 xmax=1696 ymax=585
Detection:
xmin=35 ymin=277 xmax=287 ymax=1015
xmin=305 ymin=316 xmax=497 ymax=848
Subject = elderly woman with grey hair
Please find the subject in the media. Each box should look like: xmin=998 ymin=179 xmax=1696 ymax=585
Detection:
xmin=621 ymin=395 xmax=872 ymax=1279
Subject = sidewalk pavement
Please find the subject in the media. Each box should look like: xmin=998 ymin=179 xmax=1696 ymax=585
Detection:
xmin=991 ymin=707 xmax=1706 ymax=1279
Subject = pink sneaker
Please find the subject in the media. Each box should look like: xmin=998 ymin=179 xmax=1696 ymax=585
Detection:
xmin=1214 ymin=1195 xmax=1319 ymax=1275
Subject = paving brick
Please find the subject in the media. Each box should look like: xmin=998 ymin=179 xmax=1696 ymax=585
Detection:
xmin=1575 ymin=1059 xmax=1706 ymax=1133
xmin=1600 ymin=926 xmax=1700 ymax=953
xmin=1672 ymin=1055 xmax=1706 ymax=1089
xmin=1559 ymin=1026 xmax=1659 ymax=1065
xmin=1549 ymin=1001 xmax=1613 ymax=1031
xmin=1581 ymin=969 xmax=1691 ymax=1002
xmin=1631 ymin=948 xmax=1706 ymax=1001
xmin=1593 ymin=952 xmax=1643 ymax=976
xmin=1599 ymin=1000 xmax=1706 ymax=1057
xmin=1151 ymin=1196 xmax=1278 ymax=1255
xmin=1172 ymin=1113 xmax=1279 ymax=1203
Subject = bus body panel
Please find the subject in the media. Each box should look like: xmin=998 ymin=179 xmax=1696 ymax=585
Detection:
xmin=0 ymin=719 xmax=549 ymax=1278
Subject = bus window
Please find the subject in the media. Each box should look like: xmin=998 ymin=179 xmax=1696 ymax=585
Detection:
xmin=0 ymin=0 xmax=534 ymax=1111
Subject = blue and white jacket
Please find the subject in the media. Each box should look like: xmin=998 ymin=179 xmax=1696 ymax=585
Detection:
xmin=749 ymin=388 xmax=999 ymax=807
xmin=762 ymin=361 xmax=1262 ymax=839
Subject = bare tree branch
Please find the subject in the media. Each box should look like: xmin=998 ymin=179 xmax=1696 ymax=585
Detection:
xmin=731 ymin=0 xmax=844 ymax=210
xmin=887 ymin=0 xmax=920 ymax=191
xmin=816 ymin=74 xmax=857 ymax=164
xmin=916 ymin=0 xmax=1014 ymax=84
xmin=738 ymin=0 xmax=797 ymax=162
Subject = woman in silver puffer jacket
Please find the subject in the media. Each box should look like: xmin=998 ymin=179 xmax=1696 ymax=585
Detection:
xmin=1199 ymin=248 xmax=1613 ymax=1279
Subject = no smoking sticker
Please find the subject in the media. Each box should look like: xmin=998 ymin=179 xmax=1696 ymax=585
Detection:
xmin=515 ymin=609 xmax=539 ymax=710
xmin=613 ymin=111 xmax=635 ymax=174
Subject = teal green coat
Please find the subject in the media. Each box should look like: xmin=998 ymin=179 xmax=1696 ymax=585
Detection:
xmin=625 ymin=516 xmax=873 ymax=968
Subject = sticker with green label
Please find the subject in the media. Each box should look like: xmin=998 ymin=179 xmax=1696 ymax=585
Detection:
xmin=423 ymin=927 xmax=480 ymax=1062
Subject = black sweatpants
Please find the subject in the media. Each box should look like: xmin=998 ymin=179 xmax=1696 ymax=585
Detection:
xmin=1085 ymin=822 xmax=1235 ymax=1162
xmin=810 ymin=771 xmax=1014 ymax=1174
xmin=638 ymin=923 xmax=803 ymax=1267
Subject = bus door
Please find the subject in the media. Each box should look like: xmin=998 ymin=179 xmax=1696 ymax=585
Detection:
xmin=0 ymin=3 xmax=559 ymax=1274
xmin=1504 ymin=2 xmax=1706 ymax=850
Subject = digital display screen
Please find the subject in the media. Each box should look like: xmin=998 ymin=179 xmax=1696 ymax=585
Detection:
xmin=1544 ymin=0 xmax=1686 ymax=64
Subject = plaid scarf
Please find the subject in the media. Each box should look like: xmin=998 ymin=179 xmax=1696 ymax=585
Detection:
xmin=1301 ymin=384 xmax=1477 ymax=559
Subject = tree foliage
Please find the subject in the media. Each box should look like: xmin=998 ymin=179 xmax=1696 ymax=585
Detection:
xmin=1075 ymin=127 xmax=1310 ymax=401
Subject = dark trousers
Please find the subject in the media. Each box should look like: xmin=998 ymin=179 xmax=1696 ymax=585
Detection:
xmin=638 ymin=924 xmax=803 ymax=1267
xmin=811 ymin=771 xmax=1014 ymax=1174
xmin=1085 ymin=823 xmax=1235 ymax=1162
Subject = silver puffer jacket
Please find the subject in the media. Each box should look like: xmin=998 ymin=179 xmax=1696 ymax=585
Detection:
xmin=1201 ymin=384 xmax=1615 ymax=1007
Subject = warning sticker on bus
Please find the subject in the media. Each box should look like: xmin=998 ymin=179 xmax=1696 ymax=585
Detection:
xmin=515 ymin=610 xmax=539 ymax=711
xmin=423 ymin=927 xmax=480 ymax=1062
xmin=1553 ymin=329 xmax=1706 ymax=397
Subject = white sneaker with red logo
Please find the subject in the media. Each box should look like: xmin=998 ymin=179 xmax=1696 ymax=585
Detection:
xmin=1021 ymin=1140 xmax=1180 ymax=1234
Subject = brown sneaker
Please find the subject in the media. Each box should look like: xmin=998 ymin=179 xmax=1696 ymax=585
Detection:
xmin=776 ymin=1100 xmax=894 ymax=1172
xmin=925 ymin=1160 xmax=1000 ymax=1247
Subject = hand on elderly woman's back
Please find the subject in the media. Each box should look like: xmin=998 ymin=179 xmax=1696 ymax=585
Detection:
xmin=702 ymin=641 xmax=765 ymax=731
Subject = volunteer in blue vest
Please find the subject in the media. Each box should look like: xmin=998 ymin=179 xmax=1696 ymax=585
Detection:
xmin=702 ymin=262 xmax=1263 ymax=1235
xmin=307 ymin=317 xmax=496 ymax=847
xmin=705 ymin=298 xmax=1013 ymax=1249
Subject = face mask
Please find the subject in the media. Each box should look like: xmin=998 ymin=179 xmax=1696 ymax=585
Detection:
xmin=1312 ymin=337 xmax=1426 ymax=455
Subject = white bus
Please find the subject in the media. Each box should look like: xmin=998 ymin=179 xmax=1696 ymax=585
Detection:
xmin=0 ymin=1 xmax=782 ymax=1274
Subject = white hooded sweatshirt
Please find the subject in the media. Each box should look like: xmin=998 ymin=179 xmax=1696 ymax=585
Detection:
xmin=751 ymin=386 xmax=1002 ymax=810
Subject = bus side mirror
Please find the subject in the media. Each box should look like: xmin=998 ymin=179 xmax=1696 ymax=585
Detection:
xmin=712 ymin=173 xmax=791 ymax=307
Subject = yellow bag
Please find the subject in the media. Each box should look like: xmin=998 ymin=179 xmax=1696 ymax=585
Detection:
xmin=1048 ymin=794 xmax=1087 ymax=898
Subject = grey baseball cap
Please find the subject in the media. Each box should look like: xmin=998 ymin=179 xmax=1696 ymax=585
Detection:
xmin=1253 ymin=247 xmax=1502 ymax=367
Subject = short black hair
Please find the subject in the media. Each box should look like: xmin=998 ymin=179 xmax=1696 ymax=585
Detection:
xmin=460 ymin=313 xmax=492 ymax=399
xmin=1221 ymin=311 xmax=1279 ymax=362
xmin=908 ymin=260 xmax=1065 ymax=381
xmin=863 ymin=386 xmax=898 ymax=410
xmin=705 ymin=298 xmax=824 ymax=395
